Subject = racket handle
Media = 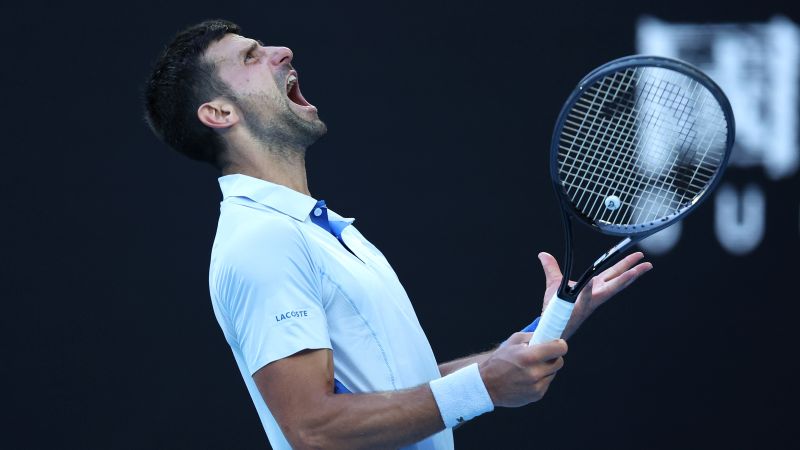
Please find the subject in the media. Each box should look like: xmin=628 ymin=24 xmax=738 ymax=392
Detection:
xmin=529 ymin=294 xmax=574 ymax=346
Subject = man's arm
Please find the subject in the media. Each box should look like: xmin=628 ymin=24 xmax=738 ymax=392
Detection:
xmin=439 ymin=252 xmax=651 ymax=377
xmin=254 ymin=334 xmax=566 ymax=450
xmin=438 ymin=351 xmax=492 ymax=377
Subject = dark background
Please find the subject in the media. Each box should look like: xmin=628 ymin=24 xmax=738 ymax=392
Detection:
xmin=3 ymin=0 xmax=799 ymax=448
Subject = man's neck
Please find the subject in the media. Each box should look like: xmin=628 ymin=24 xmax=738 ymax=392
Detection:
xmin=223 ymin=141 xmax=311 ymax=196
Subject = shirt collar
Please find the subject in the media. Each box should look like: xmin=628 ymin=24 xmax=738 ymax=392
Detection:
xmin=219 ymin=174 xmax=318 ymax=222
xmin=218 ymin=174 xmax=354 ymax=224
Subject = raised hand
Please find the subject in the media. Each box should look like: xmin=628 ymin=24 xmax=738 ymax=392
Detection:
xmin=538 ymin=251 xmax=653 ymax=340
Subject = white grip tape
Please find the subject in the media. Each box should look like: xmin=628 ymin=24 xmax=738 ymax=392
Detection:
xmin=429 ymin=363 xmax=494 ymax=428
xmin=529 ymin=295 xmax=574 ymax=345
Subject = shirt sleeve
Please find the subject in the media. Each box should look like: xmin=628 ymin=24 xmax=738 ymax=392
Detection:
xmin=212 ymin=217 xmax=331 ymax=375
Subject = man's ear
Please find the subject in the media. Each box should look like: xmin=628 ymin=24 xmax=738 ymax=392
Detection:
xmin=197 ymin=99 xmax=239 ymax=129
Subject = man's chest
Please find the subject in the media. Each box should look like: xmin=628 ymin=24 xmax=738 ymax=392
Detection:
xmin=309 ymin=227 xmax=418 ymax=324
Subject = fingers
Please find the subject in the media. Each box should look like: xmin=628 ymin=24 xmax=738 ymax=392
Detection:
xmin=539 ymin=357 xmax=564 ymax=377
xmin=485 ymin=336 xmax=567 ymax=407
xmin=538 ymin=252 xmax=563 ymax=286
xmin=529 ymin=338 xmax=568 ymax=362
xmin=577 ymin=278 xmax=594 ymax=301
xmin=571 ymin=278 xmax=595 ymax=313
xmin=600 ymin=252 xmax=646 ymax=282
xmin=532 ymin=371 xmax=558 ymax=393
xmin=522 ymin=371 xmax=558 ymax=404
xmin=525 ymin=344 xmax=565 ymax=390
xmin=537 ymin=371 xmax=558 ymax=386
xmin=505 ymin=332 xmax=534 ymax=346
xmin=529 ymin=356 xmax=564 ymax=385
xmin=602 ymin=261 xmax=653 ymax=294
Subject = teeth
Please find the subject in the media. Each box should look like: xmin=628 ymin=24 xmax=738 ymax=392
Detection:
xmin=287 ymin=74 xmax=297 ymax=90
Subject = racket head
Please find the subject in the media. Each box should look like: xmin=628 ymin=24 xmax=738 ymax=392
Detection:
xmin=550 ymin=55 xmax=735 ymax=237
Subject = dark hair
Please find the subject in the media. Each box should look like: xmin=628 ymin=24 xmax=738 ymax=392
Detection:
xmin=144 ymin=20 xmax=241 ymax=168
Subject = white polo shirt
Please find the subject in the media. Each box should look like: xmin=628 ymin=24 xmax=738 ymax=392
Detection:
xmin=209 ymin=174 xmax=454 ymax=450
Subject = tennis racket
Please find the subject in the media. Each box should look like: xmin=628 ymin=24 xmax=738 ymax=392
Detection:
xmin=530 ymin=55 xmax=735 ymax=346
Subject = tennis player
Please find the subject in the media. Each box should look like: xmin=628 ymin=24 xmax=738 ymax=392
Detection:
xmin=144 ymin=20 xmax=652 ymax=450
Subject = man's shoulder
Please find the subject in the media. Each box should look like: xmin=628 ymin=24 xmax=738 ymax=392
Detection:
xmin=212 ymin=199 xmax=310 ymax=270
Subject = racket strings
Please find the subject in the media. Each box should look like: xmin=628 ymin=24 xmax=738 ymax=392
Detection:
xmin=561 ymin=69 xmax=653 ymax=223
xmin=631 ymin=70 xmax=725 ymax=223
xmin=559 ymin=71 xmax=632 ymax=214
xmin=566 ymin=70 xmax=649 ymax=219
xmin=590 ymin=75 xmax=688 ymax=221
xmin=624 ymin=73 xmax=698 ymax=223
xmin=557 ymin=66 xmax=729 ymax=228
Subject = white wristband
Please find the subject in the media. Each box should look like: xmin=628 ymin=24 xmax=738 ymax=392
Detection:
xmin=429 ymin=363 xmax=494 ymax=428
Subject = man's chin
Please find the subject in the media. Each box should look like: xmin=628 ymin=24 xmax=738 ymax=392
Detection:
xmin=313 ymin=119 xmax=328 ymax=136
xmin=293 ymin=116 xmax=327 ymax=148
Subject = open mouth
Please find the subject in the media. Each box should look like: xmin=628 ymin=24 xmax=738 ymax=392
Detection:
xmin=286 ymin=71 xmax=312 ymax=107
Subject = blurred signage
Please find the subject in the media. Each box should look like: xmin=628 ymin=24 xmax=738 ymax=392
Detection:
xmin=636 ymin=16 xmax=800 ymax=255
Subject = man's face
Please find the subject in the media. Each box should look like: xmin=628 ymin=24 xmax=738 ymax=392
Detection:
xmin=204 ymin=33 xmax=326 ymax=149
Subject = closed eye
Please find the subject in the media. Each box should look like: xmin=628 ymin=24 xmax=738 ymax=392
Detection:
xmin=243 ymin=40 xmax=264 ymax=63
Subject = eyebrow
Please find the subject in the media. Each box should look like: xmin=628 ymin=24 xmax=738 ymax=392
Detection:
xmin=239 ymin=39 xmax=265 ymax=60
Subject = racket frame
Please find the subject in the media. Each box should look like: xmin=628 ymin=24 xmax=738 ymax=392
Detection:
xmin=549 ymin=55 xmax=735 ymax=302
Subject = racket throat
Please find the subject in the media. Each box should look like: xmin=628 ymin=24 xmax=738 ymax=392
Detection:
xmin=592 ymin=237 xmax=632 ymax=267
xmin=560 ymin=236 xmax=636 ymax=301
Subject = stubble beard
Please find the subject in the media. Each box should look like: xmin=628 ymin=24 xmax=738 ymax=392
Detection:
xmin=236 ymin=93 xmax=327 ymax=160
